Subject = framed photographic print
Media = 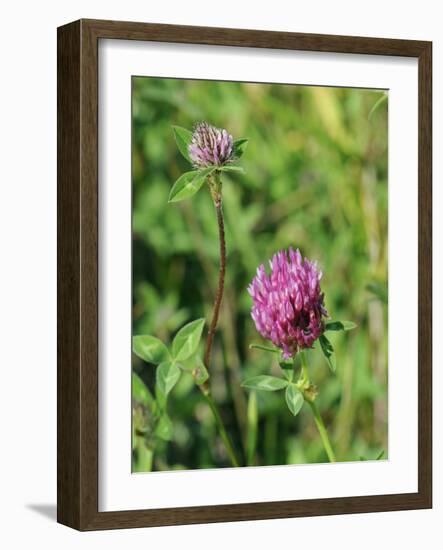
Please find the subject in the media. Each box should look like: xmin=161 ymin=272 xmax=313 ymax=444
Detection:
xmin=57 ymin=19 xmax=432 ymax=530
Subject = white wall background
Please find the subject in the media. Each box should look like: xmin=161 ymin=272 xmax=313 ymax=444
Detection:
xmin=0 ymin=1 xmax=441 ymax=547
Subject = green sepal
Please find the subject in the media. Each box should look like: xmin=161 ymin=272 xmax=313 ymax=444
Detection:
xmin=233 ymin=138 xmax=248 ymax=159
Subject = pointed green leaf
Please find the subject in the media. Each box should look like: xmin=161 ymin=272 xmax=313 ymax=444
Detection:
xmin=376 ymin=450 xmax=385 ymax=460
xmin=133 ymin=335 xmax=170 ymax=365
xmin=168 ymin=169 xmax=213 ymax=203
xmin=241 ymin=375 xmax=288 ymax=391
xmin=285 ymin=385 xmax=304 ymax=416
xmin=249 ymin=343 xmax=280 ymax=354
xmin=172 ymin=318 xmax=205 ymax=361
xmin=155 ymin=414 xmax=173 ymax=441
xmin=325 ymin=320 xmax=357 ymax=332
xmin=172 ymin=125 xmax=193 ymax=162
xmin=156 ymin=361 xmax=181 ymax=397
xmin=132 ymin=372 xmax=154 ymax=408
xmin=233 ymin=138 xmax=248 ymax=158
xmin=319 ymin=334 xmax=337 ymax=373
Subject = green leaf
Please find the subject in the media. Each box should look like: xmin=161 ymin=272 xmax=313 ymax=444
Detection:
xmin=172 ymin=125 xmax=193 ymax=162
xmin=156 ymin=361 xmax=181 ymax=397
xmin=171 ymin=318 xmax=205 ymax=361
xmin=132 ymin=372 xmax=154 ymax=408
xmin=325 ymin=320 xmax=357 ymax=332
xmin=241 ymin=375 xmax=288 ymax=391
xmin=233 ymin=138 xmax=248 ymax=158
xmin=319 ymin=334 xmax=337 ymax=373
xmin=221 ymin=165 xmax=245 ymax=174
xmin=168 ymin=169 xmax=213 ymax=203
xmin=155 ymin=414 xmax=173 ymax=441
xmin=285 ymin=385 xmax=304 ymax=416
xmin=376 ymin=450 xmax=385 ymax=460
xmin=249 ymin=343 xmax=280 ymax=354
xmin=133 ymin=335 xmax=170 ymax=365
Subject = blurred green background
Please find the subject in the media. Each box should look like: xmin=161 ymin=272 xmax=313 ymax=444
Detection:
xmin=132 ymin=77 xmax=388 ymax=471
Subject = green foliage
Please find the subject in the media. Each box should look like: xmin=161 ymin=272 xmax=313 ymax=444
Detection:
xmin=242 ymin=375 xmax=288 ymax=391
xmin=131 ymin=318 xmax=207 ymax=467
xmin=285 ymin=385 xmax=304 ymax=416
xmin=156 ymin=361 xmax=181 ymax=397
xmin=132 ymin=76 xmax=388 ymax=471
xmin=155 ymin=414 xmax=173 ymax=441
xmin=132 ymin=372 xmax=154 ymax=408
xmin=233 ymin=138 xmax=249 ymax=159
xmin=133 ymin=335 xmax=170 ymax=364
xmin=325 ymin=320 xmax=357 ymax=332
xmin=220 ymin=165 xmax=245 ymax=174
xmin=171 ymin=318 xmax=205 ymax=361
xmin=249 ymin=343 xmax=280 ymax=354
xmin=168 ymin=169 xmax=214 ymax=203
xmin=319 ymin=334 xmax=337 ymax=373
xmin=172 ymin=125 xmax=193 ymax=162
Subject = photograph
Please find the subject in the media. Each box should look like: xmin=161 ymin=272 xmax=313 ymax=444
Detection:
xmin=131 ymin=76 xmax=389 ymax=472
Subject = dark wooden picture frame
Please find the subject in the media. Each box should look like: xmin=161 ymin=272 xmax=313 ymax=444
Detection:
xmin=57 ymin=19 xmax=432 ymax=531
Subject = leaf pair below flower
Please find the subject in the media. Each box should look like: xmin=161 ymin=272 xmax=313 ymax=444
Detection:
xmin=168 ymin=168 xmax=215 ymax=203
xmin=242 ymin=375 xmax=304 ymax=417
xmin=242 ymin=375 xmax=287 ymax=391
xmin=285 ymin=385 xmax=304 ymax=416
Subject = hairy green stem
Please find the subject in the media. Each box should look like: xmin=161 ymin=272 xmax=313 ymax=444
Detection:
xmin=298 ymin=351 xmax=335 ymax=462
xmin=199 ymin=172 xmax=241 ymax=467
xmin=299 ymin=351 xmax=309 ymax=383
xmin=203 ymin=203 xmax=225 ymax=369
xmin=308 ymin=400 xmax=336 ymax=463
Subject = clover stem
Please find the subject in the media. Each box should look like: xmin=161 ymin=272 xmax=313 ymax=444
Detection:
xmin=199 ymin=176 xmax=239 ymax=467
xmin=300 ymin=351 xmax=309 ymax=384
xmin=307 ymin=400 xmax=336 ymax=463
xmin=204 ymin=173 xmax=226 ymax=370
xmin=299 ymin=351 xmax=336 ymax=462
